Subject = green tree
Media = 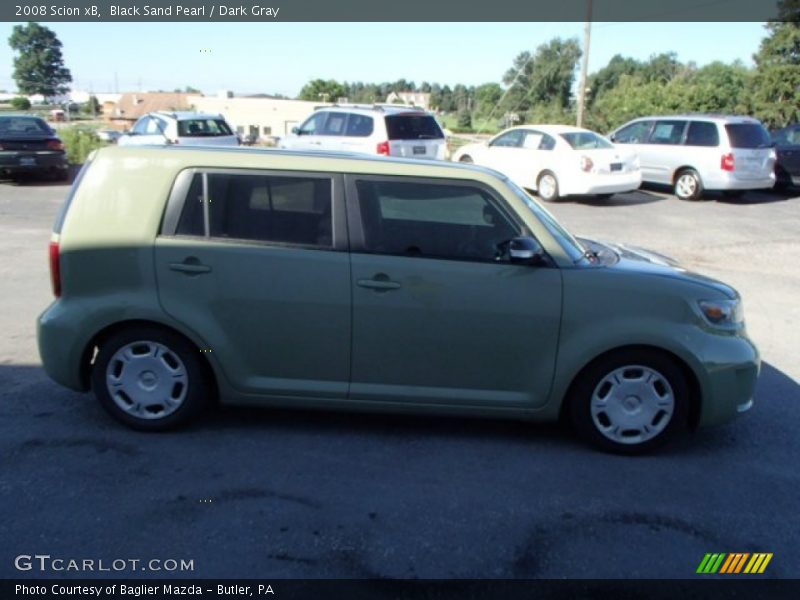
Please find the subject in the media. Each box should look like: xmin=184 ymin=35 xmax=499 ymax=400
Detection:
xmin=473 ymin=82 xmax=504 ymax=120
xmin=297 ymin=79 xmax=347 ymax=103
xmin=83 ymin=95 xmax=100 ymax=116
xmin=502 ymin=38 xmax=582 ymax=114
xmin=8 ymin=23 xmax=72 ymax=97
xmin=10 ymin=96 xmax=31 ymax=110
xmin=751 ymin=0 xmax=800 ymax=127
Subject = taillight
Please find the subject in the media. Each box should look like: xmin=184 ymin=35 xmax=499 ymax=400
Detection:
xmin=49 ymin=241 xmax=61 ymax=297
xmin=376 ymin=141 xmax=390 ymax=156
xmin=721 ymin=152 xmax=735 ymax=171
xmin=46 ymin=139 xmax=65 ymax=151
xmin=579 ymin=155 xmax=594 ymax=172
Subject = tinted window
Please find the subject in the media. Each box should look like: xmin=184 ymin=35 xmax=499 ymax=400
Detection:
xmin=725 ymin=123 xmax=772 ymax=149
xmin=176 ymin=172 xmax=333 ymax=247
xmin=491 ymin=130 xmax=524 ymax=148
xmin=175 ymin=174 xmax=205 ymax=236
xmin=538 ymin=134 xmax=556 ymax=151
xmin=384 ymin=115 xmax=444 ymax=140
xmin=685 ymin=121 xmax=720 ymax=147
xmin=560 ymin=131 xmax=614 ymax=150
xmin=320 ymin=112 xmax=348 ymax=136
xmin=345 ymin=114 xmax=374 ymax=137
xmin=648 ymin=120 xmax=687 ymax=145
xmin=356 ymin=180 xmax=520 ymax=262
xmin=613 ymin=121 xmax=653 ymax=144
xmin=177 ymin=118 xmax=233 ymax=137
xmin=0 ymin=116 xmax=51 ymax=135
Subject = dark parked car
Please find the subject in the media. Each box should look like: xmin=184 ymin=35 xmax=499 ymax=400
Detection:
xmin=0 ymin=115 xmax=69 ymax=181
xmin=771 ymin=124 xmax=800 ymax=190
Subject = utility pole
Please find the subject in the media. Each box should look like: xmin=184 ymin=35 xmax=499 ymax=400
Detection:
xmin=576 ymin=0 xmax=593 ymax=128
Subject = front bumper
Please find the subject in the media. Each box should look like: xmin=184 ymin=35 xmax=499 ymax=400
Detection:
xmin=696 ymin=333 xmax=760 ymax=427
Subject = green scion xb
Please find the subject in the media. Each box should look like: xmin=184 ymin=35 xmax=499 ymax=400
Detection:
xmin=37 ymin=145 xmax=759 ymax=453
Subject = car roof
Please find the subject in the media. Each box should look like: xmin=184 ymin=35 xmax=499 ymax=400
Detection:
xmin=317 ymin=104 xmax=431 ymax=117
xmin=624 ymin=114 xmax=762 ymax=124
xmin=152 ymin=111 xmax=226 ymax=121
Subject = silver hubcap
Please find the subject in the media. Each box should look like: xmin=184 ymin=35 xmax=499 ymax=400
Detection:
xmin=590 ymin=365 xmax=675 ymax=445
xmin=539 ymin=175 xmax=557 ymax=200
xmin=676 ymin=174 xmax=697 ymax=198
xmin=106 ymin=341 xmax=188 ymax=420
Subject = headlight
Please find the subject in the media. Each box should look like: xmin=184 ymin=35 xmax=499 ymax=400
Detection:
xmin=698 ymin=299 xmax=743 ymax=327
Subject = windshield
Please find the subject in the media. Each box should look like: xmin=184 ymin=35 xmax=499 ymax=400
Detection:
xmin=0 ymin=116 xmax=51 ymax=136
xmin=725 ymin=123 xmax=772 ymax=149
xmin=504 ymin=178 xmax=586 ymax=263
xmin=178 ymin=119 xmax=233 ymax=137
xmin=385 ymin=114 xmax=444 ymax=140
xmin=560 ymin=131 xmax=614 ymax=150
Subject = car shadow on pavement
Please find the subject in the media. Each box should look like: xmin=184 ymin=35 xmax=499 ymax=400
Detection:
xmin=2 ymin=360 xmax=797 ymax=455
xmin=572 ymin=189 xmax=666 ymax=207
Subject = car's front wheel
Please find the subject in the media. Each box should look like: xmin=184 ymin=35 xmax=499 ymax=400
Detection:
xmin=91 ymin=326 xmax=210 ymax=431
xmin=569 ymin=349 xmax=689 ymax=454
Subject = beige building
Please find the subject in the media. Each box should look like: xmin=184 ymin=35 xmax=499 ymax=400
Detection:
xmin=190 ymin=93 xmax=331 ymax=141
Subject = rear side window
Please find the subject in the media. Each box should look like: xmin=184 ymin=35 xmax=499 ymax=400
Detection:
xmin=384 ymin=115 xmax=444 ymax=140
xmin=613 ymin=121 xmax=653 ymax=144
xmin=560 ymin=132 xmax=614 ymax=150
xmin=345 ymin=114 xmax=374 ymax=137
xmin=648 ymin=120 xmax=687 ymax=145
xmin=356 ymin=180 xmax=519 ymax=262
xmin=725 ymin=123 xmax=772 ymax=149
xmin=685 ymin=121 xmax=720 ymax=147
xmin=174 ymin=172 xmax=333 ymax=248
xmin=177 ymin=119 xmax=233 ymax=137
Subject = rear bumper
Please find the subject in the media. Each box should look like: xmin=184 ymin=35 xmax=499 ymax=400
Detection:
xmin=0 ymin=151 xmax=68 ymax=175
xmin=564 ymin=171 xmax=642 ymax=196
xmin=704 ymin=171 xmax=775 ymax=191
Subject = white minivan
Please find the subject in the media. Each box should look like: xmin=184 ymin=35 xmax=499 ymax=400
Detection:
xmin=609 ymin=115 xmax=776 ymax=200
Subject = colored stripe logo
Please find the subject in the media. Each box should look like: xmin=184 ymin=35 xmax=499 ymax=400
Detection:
xmin=696 ymin=553 xmax=773 ymax=574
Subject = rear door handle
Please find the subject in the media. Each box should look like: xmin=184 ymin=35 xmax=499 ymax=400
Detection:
xmin=169 ymin=260 xmax=211 ymax=275
xmin=357 ymin=274 xmax=401 ymax=291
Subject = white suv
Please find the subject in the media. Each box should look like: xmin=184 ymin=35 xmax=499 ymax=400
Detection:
xmin=118 ymin=111 xmax=239 ymax=147
xmin=279 ymin=104 xmax=447 ymax=160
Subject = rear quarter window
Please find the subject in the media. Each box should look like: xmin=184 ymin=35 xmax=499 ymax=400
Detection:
xmin=684 ymin=121 xmax=720 ymax=147
xmin=725 ymin=123 xmax=772 ymax=149
xmin=384 ymin=115 xmax=444 ymax=140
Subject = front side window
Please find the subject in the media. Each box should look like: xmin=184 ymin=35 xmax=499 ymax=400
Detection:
xmin=648 ymin=120 xmax=687 ymax=145
xmin=298 ymin=112 xmax=327 ymax=135
xmin=490 ymin=129 xmax=524 ymax=148
xmin=174 ymin=172 xmax=333 ymax=248
xmin=356 ymin=180 xmax=520 ymax=262
xmin=613 ymin=121 xmax=654 ymax=144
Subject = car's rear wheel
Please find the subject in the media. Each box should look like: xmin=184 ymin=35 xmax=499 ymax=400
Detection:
xmin=91 ymin=327 xmax=210 ymax=431
xmin=674 ymin=169 xmax=703 ymax=201
xmin=459 ymin=155 xmax=474 ymax=164
xmin=569 ymin=349 xmax=689 ymax=454
xmin=537 ymin=171 xmax=560 ymax=202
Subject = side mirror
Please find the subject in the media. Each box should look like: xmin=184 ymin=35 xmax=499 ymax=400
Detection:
xmin=291 ymin=126 xmax=300 ymax=135
xmin=508 ymin=236 xmax=546 ymax=265
xmin=608 ymin=133 xmax=617 ymax=142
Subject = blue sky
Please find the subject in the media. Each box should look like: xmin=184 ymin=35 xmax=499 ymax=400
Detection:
xmin=0 ymin=22 xmax=769 ymax=96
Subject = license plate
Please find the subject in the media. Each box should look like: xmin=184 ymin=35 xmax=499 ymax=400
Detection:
xmin=412 ymin=146 xmax=426 ymax=155
xmin=610 ymin=162 xmax=622 ymax=172
xmin=19 ymin=157 xmax=36 ymax=167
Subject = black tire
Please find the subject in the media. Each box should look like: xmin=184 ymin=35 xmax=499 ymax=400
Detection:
xmin=569 ymin=348 xmax=689 ymax=455
xmin=91 ymin=326 xmax=210 ymax=431
xmin=674 ymin=168 xmax=703 ymax=201
xmin=459 ymin=155 xmax=474 ymax=164
xmin=537 ymin=171 xmax=560 ymax=202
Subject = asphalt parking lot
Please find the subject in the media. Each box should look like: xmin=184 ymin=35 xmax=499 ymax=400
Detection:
xmin=1 ymin=178 xmax=799 ymax=579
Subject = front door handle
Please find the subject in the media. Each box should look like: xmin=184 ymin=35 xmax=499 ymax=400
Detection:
xmin=357 ymin=274 xmax=401 ymax=291
xmin=169 ymin=259 xmax=211 ymax=275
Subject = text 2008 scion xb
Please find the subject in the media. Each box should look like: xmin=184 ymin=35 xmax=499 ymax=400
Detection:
xmin=37 ymin=145 xmax=760 ymax=454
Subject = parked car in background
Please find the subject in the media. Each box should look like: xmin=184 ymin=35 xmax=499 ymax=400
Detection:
xmin=771 ymin=124 xmax=800 ymax=190
xmin=118 ymin=112 xmax=239 ymax=147
xmin=0 ymin=114 xmax=69 ymax=181
xmin=452 ymin=125 xmax=641 ymax=202
xmin=96 ymin=129 xmax=123 ymax=143
xmin=609 ymin=115 xmax=775 ymax=200
xmin=279 ymin=104 xmax=447 ymax=160
xmin=38 ymin=145 xmax=759 ymax=453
